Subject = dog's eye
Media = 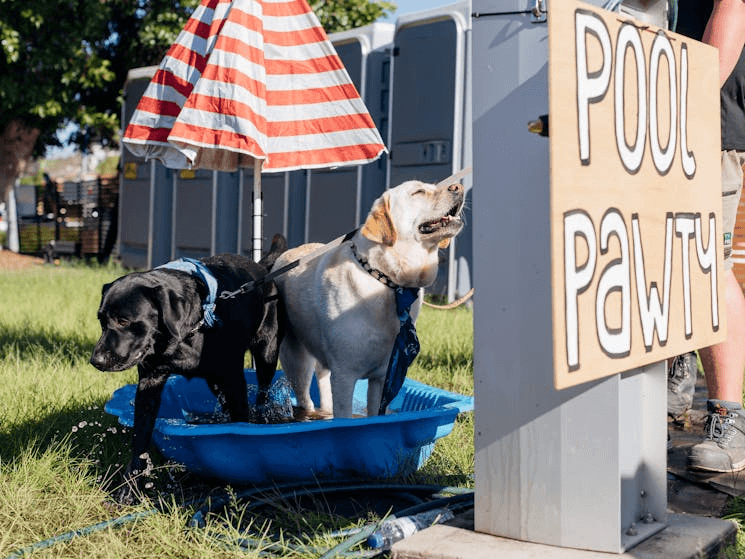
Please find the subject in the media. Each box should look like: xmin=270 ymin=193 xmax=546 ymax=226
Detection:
xmin=412 ymin=189 xmax=426 ymax=196
xmin=115 ymin=317 xmax=130 ymax=328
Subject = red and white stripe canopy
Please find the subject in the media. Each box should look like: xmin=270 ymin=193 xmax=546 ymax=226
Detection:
xmin=122 ymin=0 xmax=386 ymax=173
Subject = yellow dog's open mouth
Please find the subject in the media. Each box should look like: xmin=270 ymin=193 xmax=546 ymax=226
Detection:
xmin=419 ymin=203 xmax=462 ymax=235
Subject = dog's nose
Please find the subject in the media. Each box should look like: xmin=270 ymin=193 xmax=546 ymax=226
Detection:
xmin=90 ymin=352 xmax=107 ymax=370
xmin=448 ymin=182 xmax=463 ymax=193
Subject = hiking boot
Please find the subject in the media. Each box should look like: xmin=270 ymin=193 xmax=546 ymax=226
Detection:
xmin=688 ymin=401 xmax=745 ymax=473
xmin=668 ymin=352 xmax=697 ymax=417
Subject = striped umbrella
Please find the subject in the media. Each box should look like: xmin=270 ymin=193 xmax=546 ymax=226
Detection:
xmin=122 ymin=0 xmax=386 ymax=259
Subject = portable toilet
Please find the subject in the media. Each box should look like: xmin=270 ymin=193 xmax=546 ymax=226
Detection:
xmin=301 ymin=23 xmax=395 ymax=244
xmin=171 ymin=168 xmax=242 ymax=260
xmin=388 ymin=1 xmax=472 ymax=301
xmin=119 ymin=66 xmax=173 ymax=269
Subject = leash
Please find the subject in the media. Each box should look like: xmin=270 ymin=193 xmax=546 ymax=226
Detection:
xmin=422 ymin=287 xmax=475 ymax=310
xmin=218 ymin=228 xmax=359 ymax=301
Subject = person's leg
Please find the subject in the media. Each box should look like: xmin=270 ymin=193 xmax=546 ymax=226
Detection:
xmin=699 ymin=269 xmax=745 ymax=403
xmin=668 ymin=351 xmax=698 ymax=418
xmin=689 ymin=150 xmax=745 ymax=472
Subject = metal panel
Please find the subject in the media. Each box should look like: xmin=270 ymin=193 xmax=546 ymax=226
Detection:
xmin=118 ymin=158 xmax=149 ymax=269
xmin=120 ymin=67 xmax=172 ymax=269
xmin=472 ymin=0 xmax=667 ymax=552
xmin=118 ymin=158 xmax=172 ymax=270
xmin=284 ymin=171 xmax=307 ymax=249
xmin=304 ymin=23 xmax=394 ymax=245
xmin=173 ymin=169 xmax=214 ymax=259
xmin=307 ymin=169 xmax=358 ymax=242
xmin=389 ymin=2 xmax=471 ymax=299
xmin=148 ymin=162 xmax=173 ymax=267
xmin=213 ymin=170 xmax=239 ymax=255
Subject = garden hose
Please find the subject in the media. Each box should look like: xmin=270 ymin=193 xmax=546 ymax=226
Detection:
xmin=5 ymin=481 xmax=474 ymax=559
xmin=5 ymin=509 xmax=158 ymax=559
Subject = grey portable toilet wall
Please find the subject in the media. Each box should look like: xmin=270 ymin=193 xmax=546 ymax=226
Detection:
xmin=171 ymin=168 xmax=240 ymax=260
xmin=237 ymin=168 xmax=305 ymax=255
xmin=302 ymin=23 xmax=394 ymax=244
xmin=119 ymin=66 xmax=173 ymax=269
xmin=388 ymin=2 xmax=472 ymax=300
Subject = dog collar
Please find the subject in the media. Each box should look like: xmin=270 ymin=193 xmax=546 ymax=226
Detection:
xmin=157 ymin=258 xmax=221 ymax=328
xmin=350 ymin=243 xmax=401 ymax=290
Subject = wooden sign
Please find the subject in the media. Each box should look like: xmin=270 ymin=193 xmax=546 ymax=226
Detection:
xmin=549 ymin=0 xmax=724 ymax=388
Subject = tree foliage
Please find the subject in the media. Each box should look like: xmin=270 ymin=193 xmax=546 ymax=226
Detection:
xmin=0 ymin=0 xmax=395 ymax=159
xmin=312 ymin=0 xmax=395 ymax=34
xmin=0 ymin=0 xmax=202 ymax=156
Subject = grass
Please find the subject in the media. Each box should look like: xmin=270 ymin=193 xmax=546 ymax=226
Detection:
xmin=0 ymin=260 xmax=474 ymax=558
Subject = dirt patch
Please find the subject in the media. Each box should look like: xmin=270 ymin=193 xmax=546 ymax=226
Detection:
xmin=0 ymin=249 xmax=45 ymax=271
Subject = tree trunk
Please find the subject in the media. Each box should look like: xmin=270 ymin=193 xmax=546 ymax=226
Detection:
xmin=0 ymin=120 xmax=40 ymax=200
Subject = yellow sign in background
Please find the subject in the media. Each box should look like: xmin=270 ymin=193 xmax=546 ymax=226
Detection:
xmin=549 ymin=0 xmax=725 ymax=389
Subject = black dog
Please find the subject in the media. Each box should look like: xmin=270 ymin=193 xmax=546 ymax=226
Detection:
xmin=90 ymin=236 xmax=287 ymax=504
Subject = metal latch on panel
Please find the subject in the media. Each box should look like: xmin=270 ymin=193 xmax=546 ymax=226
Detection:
xmin=422 ymin=141 xmax=450 ymax=164
xmin=531 ymin=0 xmax=547 ymax=23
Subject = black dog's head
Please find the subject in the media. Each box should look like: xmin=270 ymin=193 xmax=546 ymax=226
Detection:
xmin=90 ymin=272 xmax=190 ymax=372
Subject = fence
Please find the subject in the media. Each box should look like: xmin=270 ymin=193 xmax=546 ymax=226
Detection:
xmin=17 ymin=176 xmax=118 ymax=262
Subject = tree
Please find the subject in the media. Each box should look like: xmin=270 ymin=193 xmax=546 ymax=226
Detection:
xmin=0 ymin=0 xmax=395 ymax=199
xmin=312 ymin=0 xmax=395 ymax=34
xmin=0 ymin=0 xmax=200 ymax=198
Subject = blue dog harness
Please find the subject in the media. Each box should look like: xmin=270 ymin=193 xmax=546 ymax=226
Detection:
xmin=350 ymin=243 xmax=421 ymax=415
xmin=157 ymin=258 xmax=222 ymax=328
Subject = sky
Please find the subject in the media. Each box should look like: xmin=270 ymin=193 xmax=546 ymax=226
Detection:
xmin=382 ymin=0 xmax=454 ymax=22
xmin=45 ymin=0 xmax=455 ymax=159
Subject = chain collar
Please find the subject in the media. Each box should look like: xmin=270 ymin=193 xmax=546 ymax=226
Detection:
xmin=350 ymin=243 xmax=400 ymax=290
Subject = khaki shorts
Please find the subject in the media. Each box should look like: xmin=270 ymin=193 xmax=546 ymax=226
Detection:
xmin=721 ymin=150 xmax=745 ymax=271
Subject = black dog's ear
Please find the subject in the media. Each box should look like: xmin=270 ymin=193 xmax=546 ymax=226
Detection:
xmin=149 ymin=285 xmax=188 ymax=340
xmin=101 ymin=282 xmax=113 ymax=298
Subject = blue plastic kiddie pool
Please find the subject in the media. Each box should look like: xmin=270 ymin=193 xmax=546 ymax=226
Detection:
xmin=104 ymin=369 xmax=473 ymax=484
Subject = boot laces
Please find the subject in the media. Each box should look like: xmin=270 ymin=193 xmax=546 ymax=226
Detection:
xmin=668 ymin=355 xmax=689 ymax=389
xmin=706 ymin=412 xmax=737 ymax=445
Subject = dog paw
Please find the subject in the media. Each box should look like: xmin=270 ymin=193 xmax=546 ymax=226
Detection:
xmin=113 ymin=482 xmax=141 ymax=506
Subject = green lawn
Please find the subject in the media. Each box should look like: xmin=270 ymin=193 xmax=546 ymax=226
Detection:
xmin=0 ymin=260 xmax=474 ymax=558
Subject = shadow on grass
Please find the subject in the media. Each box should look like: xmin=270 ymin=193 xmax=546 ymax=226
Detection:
xmin=0 ymin=322 xmax=96 ymax=367
xmin=0 ymin=322 xmax=137 ymax=490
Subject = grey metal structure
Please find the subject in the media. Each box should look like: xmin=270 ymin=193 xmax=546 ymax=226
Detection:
xmin=171 ymin=168 xmax=240 ymax=259
xmin=472 ymin=0 xmax=669 ymax=552
xmin=119 ymin=67 xmax=173 ymax=269
xmin=389 ymin=3 xmax=473 ymax=300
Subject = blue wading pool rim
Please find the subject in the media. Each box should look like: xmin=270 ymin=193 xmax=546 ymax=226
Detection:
xmin=104 ymin=369 xmax=473 ymax=485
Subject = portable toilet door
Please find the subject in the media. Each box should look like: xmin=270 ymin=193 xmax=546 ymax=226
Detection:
xmin=170 ymin=168 xmax=241 ymax=261
xmin=119 ymin=66 xmax=173 ymax=269
xmin=302 ymin=23 xmax=394 ymax=244
xmin=388 ymin=1 xmax=472 ymax=301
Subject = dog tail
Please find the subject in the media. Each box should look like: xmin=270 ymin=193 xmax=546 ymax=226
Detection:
xmin=259 ymin=233 xmax=288 ymax=270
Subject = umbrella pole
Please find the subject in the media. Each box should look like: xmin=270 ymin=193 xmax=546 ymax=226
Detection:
xmin=252 ymin=159 xmax=263 ymax=262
